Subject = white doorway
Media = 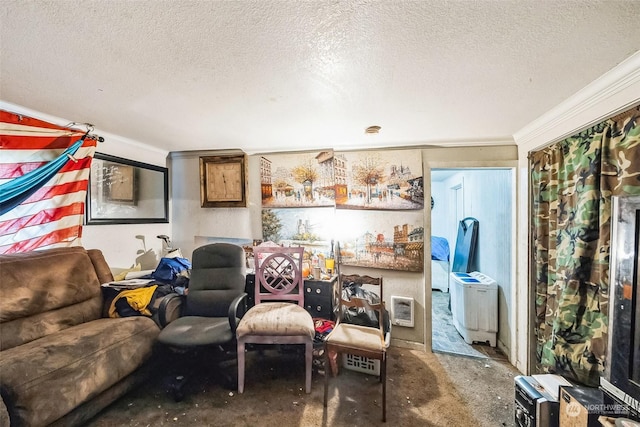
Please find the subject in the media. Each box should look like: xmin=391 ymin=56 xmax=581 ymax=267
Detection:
xmin=430 ymin=168 xmax=515 ymax=359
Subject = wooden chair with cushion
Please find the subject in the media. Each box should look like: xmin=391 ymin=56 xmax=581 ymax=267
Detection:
xmin=236 ymin=246 xmax=315 ymax=393
xmin=323 ymin=273 xmax=387 ymax=422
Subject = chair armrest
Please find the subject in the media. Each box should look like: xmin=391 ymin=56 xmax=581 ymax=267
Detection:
xmin=157 ymin=293 xmax=185 ymax=327
xmin=228 ymin=292 xmax=248 ymax=334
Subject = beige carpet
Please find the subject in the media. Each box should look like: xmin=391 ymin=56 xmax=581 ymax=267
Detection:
xmin=87 ymin=345 xmax=492 ymax=426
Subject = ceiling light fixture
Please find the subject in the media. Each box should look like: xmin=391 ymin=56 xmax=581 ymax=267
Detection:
xmin=365 ymin=125 xmax=381 ymax=134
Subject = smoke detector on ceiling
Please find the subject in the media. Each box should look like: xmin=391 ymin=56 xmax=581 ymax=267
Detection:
xmin=365 ymin=125 xmax=381 ymax=134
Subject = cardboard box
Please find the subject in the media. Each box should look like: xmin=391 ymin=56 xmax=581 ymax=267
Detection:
xmin=560 ymin=386 xmax=612 ymax=427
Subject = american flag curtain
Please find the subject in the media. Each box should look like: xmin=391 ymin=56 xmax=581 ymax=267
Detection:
xmin=0 ymin=110 xmax=97 ymax=254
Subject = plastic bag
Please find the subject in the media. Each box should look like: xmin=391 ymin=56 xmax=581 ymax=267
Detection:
xmin=151 ymin=257 xmax=191 ymax=284
xmin=341 ymin=281 xmax=391 ymax=334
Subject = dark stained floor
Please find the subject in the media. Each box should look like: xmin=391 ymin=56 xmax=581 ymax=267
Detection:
xmin=87 ymin=292 xmax=520 ymax=427
xmin=431 ymin=288 xmax=517 ymax=426
xmin=87 ymin=344 xmax=518 ymax=427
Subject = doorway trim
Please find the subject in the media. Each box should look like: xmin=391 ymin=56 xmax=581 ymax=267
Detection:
xmin=423 ymin=152 xmax=518 ymax=366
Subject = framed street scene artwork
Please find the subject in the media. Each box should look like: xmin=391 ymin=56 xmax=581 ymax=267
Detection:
xmin=261 ymin=207 xmax=334 ymax=252
xmin=259 ymin=150 xmax=335 ymax=208
xmin=333 ymin=209 xmax=424 ymax=272
xmin=335 ymin=149 xmax=423 ymax=210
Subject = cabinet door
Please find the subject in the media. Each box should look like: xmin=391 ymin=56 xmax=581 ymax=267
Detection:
xmin=244 ymin=274 xmax=255 ymax=309
xmin=304 ymin=280 xmax=332 ymax=299
xmin=303 ymin=276 xmax=337 ymax=320
xmin=304 ymin=295 xmax=333 ymax=319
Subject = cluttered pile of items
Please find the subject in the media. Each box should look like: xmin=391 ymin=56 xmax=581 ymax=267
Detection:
xmin=102 ymin=236 xmax=192 ymax=324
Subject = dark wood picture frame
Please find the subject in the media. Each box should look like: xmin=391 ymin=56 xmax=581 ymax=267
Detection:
xmin=200 ymin=154 xmax=247 ymax=208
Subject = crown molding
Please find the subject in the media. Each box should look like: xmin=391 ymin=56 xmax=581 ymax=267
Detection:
xmin=0 ymin=100 xmax=169 ymax=157
xmin=168 ymin=149 xmax=246 ymax=160
xmin=94 ymin=129 xmax=169 ymax=157
xmin=514 ymin=50 xmax=640 ymax=151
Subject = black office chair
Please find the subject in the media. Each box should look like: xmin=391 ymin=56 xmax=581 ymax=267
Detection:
xmin=157 ymin=243 xmax=247 ymax=401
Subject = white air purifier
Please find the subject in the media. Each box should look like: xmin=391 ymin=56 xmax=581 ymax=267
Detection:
xmin=449 ymin=271 xmax=498 ymax=347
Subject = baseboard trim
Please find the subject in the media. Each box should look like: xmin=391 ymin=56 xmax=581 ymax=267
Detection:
xmin=390 ymin=338 xmax=426 ymax=351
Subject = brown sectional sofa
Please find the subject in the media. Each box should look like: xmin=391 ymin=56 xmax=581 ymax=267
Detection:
xmin=0 ymin=247 xmax=161 ymax=427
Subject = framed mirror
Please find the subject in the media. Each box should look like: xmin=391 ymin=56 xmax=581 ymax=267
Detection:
xmin=85 ymin=153 xmax=169 ymax=224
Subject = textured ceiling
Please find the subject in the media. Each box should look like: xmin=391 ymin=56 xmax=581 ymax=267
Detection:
xmin=1 ymin=1 xmax=639 ymax=154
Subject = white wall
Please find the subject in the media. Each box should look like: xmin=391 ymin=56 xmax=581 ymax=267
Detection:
xmin=430 ymin=180 xmax=447 ymax=241
xmin=168 ymin=150 xmax=260 ymax=257
xmin=0 ymin=101 xmax=172 ymax=270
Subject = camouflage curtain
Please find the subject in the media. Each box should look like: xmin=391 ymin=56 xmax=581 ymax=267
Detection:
xmin=530 ymin=103 xmax=640 ymax=386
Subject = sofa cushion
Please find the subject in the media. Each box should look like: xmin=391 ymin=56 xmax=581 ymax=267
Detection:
xmin=0 ymin=247 xmax=104 ymax=350
xmin=0 ymin=316 xmax=160 ymax=427
xmin=0 ymin=295 xmax=103 ymax=351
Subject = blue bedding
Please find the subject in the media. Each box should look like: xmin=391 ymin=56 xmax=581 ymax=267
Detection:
xmin=431 ymin=236 xmax=450 ymax=261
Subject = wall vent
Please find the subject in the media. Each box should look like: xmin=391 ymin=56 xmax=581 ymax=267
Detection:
xmin=390 ymin=296 xmax=414 ymax=327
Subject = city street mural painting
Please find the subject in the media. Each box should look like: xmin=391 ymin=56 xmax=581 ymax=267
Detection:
xmin=260 ymin=151 xmax=335 ymax=208
xmin=261 ymin=207 xmax=335 ymax=261
xmin=333 ymin=209 xmax=424 ymax=272
xmin=334 ymin=149 xmax=423 ymax=210
xmin=258 ymin=149 xmax=424 ymax=272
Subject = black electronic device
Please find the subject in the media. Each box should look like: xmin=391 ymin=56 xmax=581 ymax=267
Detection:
xmin=515 ymin=375 xmax=559 ymax=427
xmin=603 ymin=196 xmax=640 ymax=421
